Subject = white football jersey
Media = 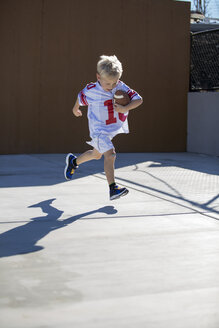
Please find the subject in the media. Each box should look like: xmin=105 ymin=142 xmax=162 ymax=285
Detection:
xmin=78 ymin=80 xmax=142 ymax=140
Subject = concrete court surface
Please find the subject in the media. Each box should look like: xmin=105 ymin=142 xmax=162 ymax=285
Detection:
xmin=0 ymin=152 xmax=219 ymax=328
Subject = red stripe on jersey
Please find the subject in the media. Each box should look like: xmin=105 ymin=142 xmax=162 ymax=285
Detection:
xmin=127 ymin=90 xmax=137 ymax=100
xmin=80 ymin=91 xmax=88 ymax=106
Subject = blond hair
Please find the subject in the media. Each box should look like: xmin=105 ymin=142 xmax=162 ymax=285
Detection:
xmin=97 ymin=55 xmax=123 ymax=78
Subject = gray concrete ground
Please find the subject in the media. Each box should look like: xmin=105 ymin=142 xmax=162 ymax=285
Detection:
xmin=0 ymin=152 xmax=219 ymax=328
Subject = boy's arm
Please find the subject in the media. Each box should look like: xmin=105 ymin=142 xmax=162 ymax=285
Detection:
xmin=114 ymin=98 xmax=143 ymax=114
xmin=72 ymin=98 xmax=82 ymax=117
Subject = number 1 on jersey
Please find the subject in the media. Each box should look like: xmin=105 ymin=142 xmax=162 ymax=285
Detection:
xmin=105 ymin=100 xmax=117 ymax=125
xmin=104 ymin=100 xmax=127 ymax=125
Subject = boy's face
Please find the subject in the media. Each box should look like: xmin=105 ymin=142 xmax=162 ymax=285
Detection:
xmin=97 ymin=73 xmax=119 ymax=92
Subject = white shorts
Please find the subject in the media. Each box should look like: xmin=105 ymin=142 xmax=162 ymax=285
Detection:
xmin=86 ymin=134 xmax=114 ymax=154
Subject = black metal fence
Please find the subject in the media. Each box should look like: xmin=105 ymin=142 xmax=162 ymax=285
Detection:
xmin=190 ymin=29 xmax=219 ymax=91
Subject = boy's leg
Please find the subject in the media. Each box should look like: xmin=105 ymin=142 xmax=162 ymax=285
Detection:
xmin=64 ymin=148 xmax=102 ymax=180
xmin=103 ymin=148 xmax=116 ymax=185
xmin=104 ymin=148 xmax=129 ymax=200
xmin=76 ymin=148 xmax=102 ymax=165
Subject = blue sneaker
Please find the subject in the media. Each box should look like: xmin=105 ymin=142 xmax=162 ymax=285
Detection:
xmin=64 ymin=153 xmax=78 ymax=180
xmin=110 ymin=185 xmax=129 ymax=200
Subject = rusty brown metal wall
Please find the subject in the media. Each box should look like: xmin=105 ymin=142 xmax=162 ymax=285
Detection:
xmin=0 ymin=0 xmax=190 ymax=154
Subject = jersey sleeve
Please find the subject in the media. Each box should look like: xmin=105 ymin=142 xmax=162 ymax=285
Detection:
xmin=78 ymin=89 xmax=88 ymax=106
xmin=119 ymin=81 xmax=142 ymax=101
xmin=78 ymin=82 xmax=96 ymax=106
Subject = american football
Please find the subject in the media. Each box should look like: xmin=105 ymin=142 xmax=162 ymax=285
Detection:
xmin=114 ymin=90 xmax=130 ymax=106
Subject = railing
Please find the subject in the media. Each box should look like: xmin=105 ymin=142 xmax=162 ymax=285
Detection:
xmin=190 ymin=28 xmax=219 ymax=91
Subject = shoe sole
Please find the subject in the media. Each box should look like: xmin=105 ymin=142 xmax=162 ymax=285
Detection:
xmin=64 ymin=153 xmax=74 ymax=180
xmin=110 ymin=188 xmax=129 ymax=201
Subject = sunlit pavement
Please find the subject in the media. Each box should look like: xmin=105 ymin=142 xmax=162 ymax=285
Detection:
xmin=0 ymin=153 xmax=219 ymax=328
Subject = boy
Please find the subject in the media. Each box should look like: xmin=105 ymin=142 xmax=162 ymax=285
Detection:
xmin=64 ymin=55 xmax=143 ymax=200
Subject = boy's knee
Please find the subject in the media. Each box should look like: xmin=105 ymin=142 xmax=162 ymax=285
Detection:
xmin=104 ymin=149 xmax=116 ymax=160
xmin=93 ymin=152 xmax=102 ymax=160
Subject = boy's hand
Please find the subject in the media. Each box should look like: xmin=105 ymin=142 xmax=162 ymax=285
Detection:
xmin=115 ymin=98 xmax=143 ymax=113
xmin=73 ymin=108 xmax=82 ymax=117
xmin=114 ymin=103 xmax=128 ymax=114
xmin=72 ymin=98 xmax=82 ymax=117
